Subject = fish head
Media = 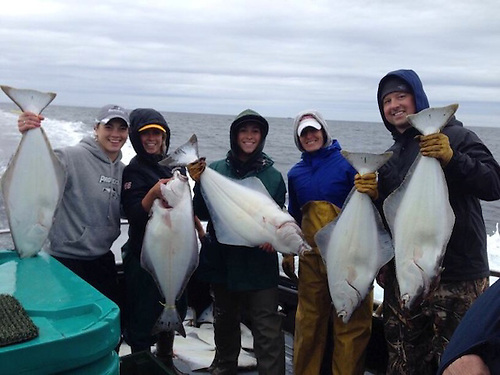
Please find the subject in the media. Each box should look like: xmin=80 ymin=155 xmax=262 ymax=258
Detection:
xmin=275 ymin=221 xmax=312 ymax=255
xmin=160 ymin=170 xmax=190 ymax=207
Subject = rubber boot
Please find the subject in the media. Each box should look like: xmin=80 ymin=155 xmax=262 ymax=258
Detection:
xmin=155 ymin=331 xmax=187 ymax=375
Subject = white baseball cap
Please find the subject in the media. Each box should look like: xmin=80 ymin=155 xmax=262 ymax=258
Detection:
xmin=297 ymin=117 xmax=322 ymax=137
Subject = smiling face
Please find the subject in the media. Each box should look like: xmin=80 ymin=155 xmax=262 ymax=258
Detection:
xmin=140 ymin=128 xmax=165 ymax=155
xmin=237 ymin=123 xmax=262 ymax=161
xmin=299 ymin=127 xmax=324 ymax=153
xmin=95 ymin=118 xmax=128 ymax=161
xmin=382 ymin=91 xmax=416 ymax=133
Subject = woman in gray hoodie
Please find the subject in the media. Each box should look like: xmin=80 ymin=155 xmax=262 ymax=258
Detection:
xmin=18 ymin=104 xmax=129 ymax=306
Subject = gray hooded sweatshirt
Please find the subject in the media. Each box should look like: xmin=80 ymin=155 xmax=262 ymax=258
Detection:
xmin=46 ymin=136 xmax=125 ymax=259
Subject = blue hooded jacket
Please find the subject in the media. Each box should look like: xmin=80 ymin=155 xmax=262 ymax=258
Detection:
xmin=287 ymin=110 xmax=356 ymax=225
xmin=377 ymin=69 xmax=500 ymax=281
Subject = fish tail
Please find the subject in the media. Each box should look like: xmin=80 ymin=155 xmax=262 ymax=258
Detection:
xmin=152 ymin=306 xmax=186 ymax=338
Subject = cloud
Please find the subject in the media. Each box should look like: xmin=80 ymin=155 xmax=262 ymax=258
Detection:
xmin=1 ymin=0 xmax=499 ymax=127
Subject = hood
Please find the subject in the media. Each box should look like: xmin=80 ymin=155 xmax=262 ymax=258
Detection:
xmin=377 ymin=69 xmax=430 ymax=137
xmin=292 ymin=109 xmax=333 ymax=152
xmin=128 ymin=108 xmax=171 ymax=163
xmin=80 ymin=135 xmax=121 ymax=163
xmin=229 ymin=109 xmax=269 ymax=159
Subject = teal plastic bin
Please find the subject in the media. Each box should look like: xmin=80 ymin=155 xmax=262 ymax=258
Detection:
xmin=0 ymin=249 xmax=121 ymax=374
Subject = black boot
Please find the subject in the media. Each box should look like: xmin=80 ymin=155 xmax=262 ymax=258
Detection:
xmin=155 ymin=331 xmax=187 ymax=375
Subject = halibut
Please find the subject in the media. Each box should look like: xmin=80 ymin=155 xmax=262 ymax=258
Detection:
xmin=315 ymin=152 xmax=393 ymax=323
xmin=383 ymin=104 xmax=457 ymax=309
xmin=160 ymin=135 xmax=311 ymax=255
xmin=141 ymin=170 xmax=199 ymax=337
xmin=0 ymin=86 xmax=65 ymax=258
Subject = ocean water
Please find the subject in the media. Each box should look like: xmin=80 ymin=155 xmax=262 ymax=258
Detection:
xmin=0 ymin=102 xmax=499 ymax=272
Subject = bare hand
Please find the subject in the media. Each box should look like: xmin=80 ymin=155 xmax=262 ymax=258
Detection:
xmin=376 ymin=264 xmax=389 ymax=288
xmin=282 ymin=254 xmax=298 ymax=282
xmin=443 ymin=354 xmax=490 ymax=375
xmin=259 ymin=242 xmax=275 ymax=253
xmin=18 ymin=112 xmax=44 ymax=133
xmin=142 ymin=178 xmax=172 ymax=212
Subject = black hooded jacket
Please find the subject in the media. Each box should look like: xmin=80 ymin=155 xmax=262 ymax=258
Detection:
xmin=377 ymin=70 xmax=500 ymax=281
xmin=121 ymin=108 xmax=180 ymax=258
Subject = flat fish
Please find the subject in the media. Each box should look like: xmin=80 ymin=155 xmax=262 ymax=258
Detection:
xmin=315 ymin=151 xmax=394 ymax=323
xmin=141 ymin=170 xmax=199 ymax=337
xmin=200 ymin=168 xmax=310 ymax=255
xmin=160 ymin=135 xmax=311 ymax=255
xmin=383 ymin=104 xmax=457 ymax=309
xmin=0 ymin=85 xmax=65 ymax=258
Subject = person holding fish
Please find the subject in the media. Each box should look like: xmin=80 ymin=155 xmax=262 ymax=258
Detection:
xmin=120 ymin=108 xmax=189 ymax=374
xmin=355 ymin=69 xmax=500 ymax=374
xmin=281 ymin=110 xmax=372 ymax=375
xmin=187 ymin=109 xmax=286 ymax=375
xmin=17 ymin=104 xmax=129 ymax=313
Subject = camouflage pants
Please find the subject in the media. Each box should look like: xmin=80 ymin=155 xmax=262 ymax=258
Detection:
xmin=383 ymin=265 xmax=489 ymax=375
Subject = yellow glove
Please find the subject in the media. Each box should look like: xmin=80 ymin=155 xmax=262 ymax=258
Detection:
xmin=418 ymin=133 xmax=453 ymax=167
xmin=187 ymin=158 xmax=206 ymax=182
xmin=282 ymin=254 xmax=298 ymax=282
xmin=354 ymin=173 xmax=379 ymax=200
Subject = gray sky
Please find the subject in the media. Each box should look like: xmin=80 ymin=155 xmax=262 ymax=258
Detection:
xmin=1 ymin=0 xmax=499 ymax=127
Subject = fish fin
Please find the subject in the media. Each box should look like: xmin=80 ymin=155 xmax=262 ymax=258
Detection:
xmin=152 ymin=306 xmax=186 ymax=338
xmin=374 ymin=201 xmax=394 ymax=267
xmin=406 ymin=104 xmax=458 ymax=135
xmin=159 ymin=134 xmax=199 ymax=167
xmin=314 ymin=219 xmax=336 ymax=264
xmin=0 ymin=85 xmax=56 ymax=114
xmin=236 ymin=176 xmax=271 ymax=198
xmin=341 ymin=151 xmax=393 ymax=175
xmin=383 ymin=153 xmax=423 ymax=234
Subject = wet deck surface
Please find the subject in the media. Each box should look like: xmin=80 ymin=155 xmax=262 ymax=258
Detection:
xmin=120 ymin=331 xmax=379 ymax=375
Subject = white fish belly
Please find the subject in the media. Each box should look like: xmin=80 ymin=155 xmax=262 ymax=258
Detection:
xmin=142 ymin=199 xmax=198 ymax=307
xmin=324 ymin=192 xmax=384 ymax=322
xmin=1 ymin=129 xmax=64 ymax=258
xmin=200 ymin=168 xmax=306 ymax=254
xmin=392 ymin=157 xmax=455 ymax=308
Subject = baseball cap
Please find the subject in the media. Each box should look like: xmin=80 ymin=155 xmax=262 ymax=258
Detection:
xmin=96 ymin=104 xmax=130 ymax=126
xmin=297 ymin=116 xmax=322 ymax=137
xmin=379 ymin=76 xmax=412 ymax=102
xmin=138 ymin=124 xmax=166 ymax=133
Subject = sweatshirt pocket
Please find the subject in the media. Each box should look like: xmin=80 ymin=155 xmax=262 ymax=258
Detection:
xmin=63 ymin=225 xmax=120 ymax=258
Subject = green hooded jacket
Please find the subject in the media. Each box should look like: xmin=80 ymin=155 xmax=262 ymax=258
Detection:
xmin=193 ymin=109 xmax=286 ymax=290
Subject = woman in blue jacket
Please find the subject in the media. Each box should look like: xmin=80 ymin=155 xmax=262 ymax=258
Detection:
xmin=283 ymin=110 xmax=372 ymax=375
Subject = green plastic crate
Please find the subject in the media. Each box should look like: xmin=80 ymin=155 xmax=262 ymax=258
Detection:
xmin=0 ymin=250 xmax=121 ymax=374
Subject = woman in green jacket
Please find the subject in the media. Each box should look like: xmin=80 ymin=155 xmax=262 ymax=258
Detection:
xmin=189 ymin=109 xmax=286 ymax=375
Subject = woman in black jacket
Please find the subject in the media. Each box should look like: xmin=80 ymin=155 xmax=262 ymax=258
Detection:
xmin=121 ymin=108 xmax=186 ymax=374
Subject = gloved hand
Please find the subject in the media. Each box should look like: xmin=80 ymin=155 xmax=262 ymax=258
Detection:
xmin=418 ymin=133 xmax=453 ymax=167
xmin=282 ymin=254 xmax=298 ymax=282
xmin=354 ymin=173 xmax=378 ymax=200
xmin=187 ymin=157 xmax=206 ymax=182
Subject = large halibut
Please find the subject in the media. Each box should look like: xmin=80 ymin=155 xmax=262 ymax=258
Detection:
xmin=383 ymin=104 xmax=457 ymax=309
xmin=0 ymin=86 xmax=65 ymax=258
xmin=315 ymin=152 xmax=393 ymax=323
xmin=141 ymin=170 xmax=199 ymax=337
xmin=160 ymin=135 xmax=311 ymax=255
